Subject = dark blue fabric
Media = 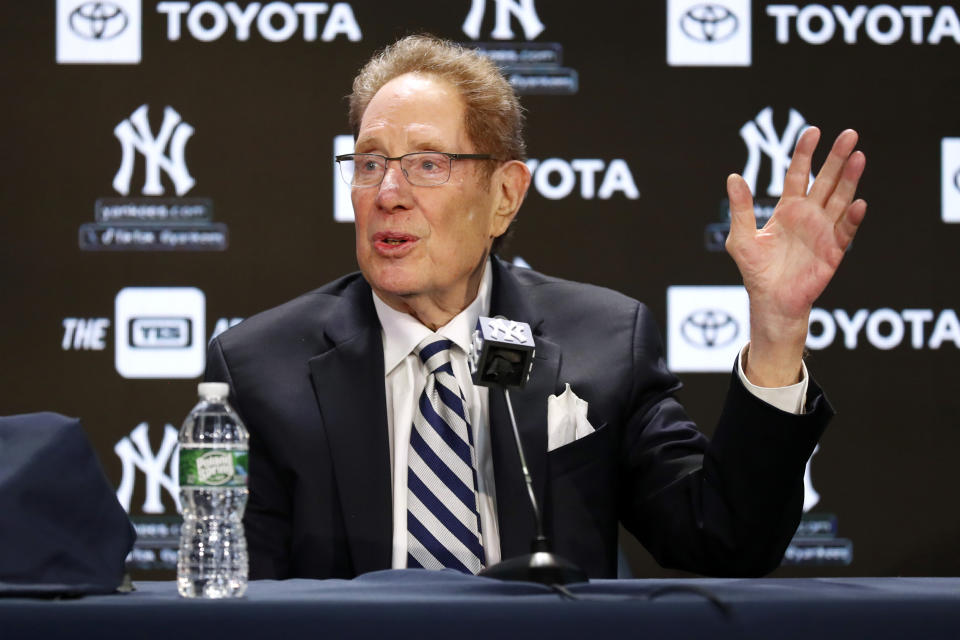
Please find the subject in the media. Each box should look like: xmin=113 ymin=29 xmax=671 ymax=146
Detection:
xmin=417 ymin=391 xmax=472 ymax=467
xmin=434 ymin=380 xmax=467 ymax=422
xmin=0 ymin=412 xmax=136 ymax=595
xmin=409 ymin=426 xmax=474 ymax=507
xmin=418 ymin=339 xmax=453 ymax=365
xmin=406 ymin=514 xmax=471 ymax=574
xmin=408 ymin=472 xmax=483 ymax=557
xmin=205 ymin=258 xmax=834 ymax=580
xmin=2 ymin=574 xmax=960 ymax=639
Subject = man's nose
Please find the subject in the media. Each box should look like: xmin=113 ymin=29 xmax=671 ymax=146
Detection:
xmin=383 ymin=160 xmax=408 ymax=188
xmin=375 ymin=162 xmax=411 ymax=211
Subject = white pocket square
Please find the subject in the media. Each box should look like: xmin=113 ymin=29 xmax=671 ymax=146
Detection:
xmin=547 ymin=383 xmax=595 ymax=452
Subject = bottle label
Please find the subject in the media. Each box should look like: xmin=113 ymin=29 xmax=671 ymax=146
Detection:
xmin=179 ymin=449 xmax=249 ymax=488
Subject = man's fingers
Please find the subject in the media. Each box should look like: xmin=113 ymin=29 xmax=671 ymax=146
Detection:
xmin=835 ymin=199 xmax=867 ymax=250
xmin=781 ymin=126 xmax=820 ymax=200
xmin=824 ymin=150 xmax=866 ymax=222
xmin=808 ymin=129 xmax=859 ymax=206
xmin=726 ymin=173 xmax=756 ymax=247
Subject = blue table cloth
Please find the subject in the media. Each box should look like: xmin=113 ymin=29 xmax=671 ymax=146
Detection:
xmin=3 ymin=570 xmax=959 ymax=640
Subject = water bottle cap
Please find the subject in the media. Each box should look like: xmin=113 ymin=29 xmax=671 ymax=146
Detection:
xmin=197 ymin=382 xmax=229 ymax=399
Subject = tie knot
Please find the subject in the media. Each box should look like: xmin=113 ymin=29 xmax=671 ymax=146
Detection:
xmin=416 ymin=335 xmax=454 ymax=374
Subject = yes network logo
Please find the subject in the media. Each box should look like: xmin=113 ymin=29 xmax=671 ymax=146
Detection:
xmin=115 ymin=287 xmax=206 ymax=378
xmin=668 ymin=0 xmax=751 ymax=67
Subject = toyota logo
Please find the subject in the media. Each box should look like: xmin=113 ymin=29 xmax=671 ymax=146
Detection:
xmin=681 ymin=309 xmax=740 ymax=348
xmin=69 ymin=2 xmax=128 ymax=41
xmin=680 ymin=4 xmax=739 ymax=43
xmin=954 ymin=167 xmax=960 ymax=193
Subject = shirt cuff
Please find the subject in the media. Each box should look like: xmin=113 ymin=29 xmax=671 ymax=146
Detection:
xmin=736 ymin=343 xmax=808 ymax=414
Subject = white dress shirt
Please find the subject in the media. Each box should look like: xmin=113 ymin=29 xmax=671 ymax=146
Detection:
xmin=374 ymin=263 xmax=501 ymax=568
xmin=372 ymin=259 xmax=808 ymax=568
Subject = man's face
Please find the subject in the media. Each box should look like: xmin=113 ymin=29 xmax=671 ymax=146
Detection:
xmin=352 ymin=73 xmax=509 ymax=313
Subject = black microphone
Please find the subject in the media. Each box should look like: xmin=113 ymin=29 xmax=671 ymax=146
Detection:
xmin=469 ymin=316 xmax=536 ymax=389
xmin=469 ymin=316 xmax=587 ymax=585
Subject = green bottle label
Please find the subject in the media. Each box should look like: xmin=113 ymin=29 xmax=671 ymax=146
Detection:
xmin=179 ymin=448 xmax=249 ymax=488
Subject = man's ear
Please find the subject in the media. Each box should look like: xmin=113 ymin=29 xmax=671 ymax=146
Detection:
xmin=491 ymin=160 xmax=532 ymax=237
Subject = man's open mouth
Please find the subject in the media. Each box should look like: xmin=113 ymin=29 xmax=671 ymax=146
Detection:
xmin=373 ymin=232 xmax=418 ymax=253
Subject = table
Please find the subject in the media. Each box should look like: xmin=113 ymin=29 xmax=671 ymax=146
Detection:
xmin=3 ymin=570 xmax=959 ymax=639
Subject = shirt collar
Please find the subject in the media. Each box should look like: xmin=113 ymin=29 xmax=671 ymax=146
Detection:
xmin=373 ymin=258 xmax=493 ymax=376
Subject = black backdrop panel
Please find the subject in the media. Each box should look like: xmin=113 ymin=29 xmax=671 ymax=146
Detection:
xmin=2 ymin=1 xmax=960 ymax=578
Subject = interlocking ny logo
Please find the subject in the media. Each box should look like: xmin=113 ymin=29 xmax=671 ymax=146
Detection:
xmin=462 ymin=0 xmax=545 ymax=40
xmin=680 ymin=309 xmax=740 ymax=348
xmin=114 ymin=422 xmax=181 ymax=513
xmin=488 ymin=318 xmax=529 ymax=343
xmin=113 ymin=104 xmax=195 ymax=196
xmin=680 ymin=3 xmax=739 ymax=42
xmin=740 ymin=107 xmax=807 ymax=197
xmin=69 ymin=1 xmax=129 ymax=40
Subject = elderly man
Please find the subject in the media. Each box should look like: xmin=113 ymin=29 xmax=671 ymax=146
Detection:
xmin=206 ymin=35 xmax=866 ymax=580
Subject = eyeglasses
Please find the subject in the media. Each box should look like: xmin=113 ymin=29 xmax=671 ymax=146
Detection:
xmin=335 ymin=152 xmax=494 ymax=188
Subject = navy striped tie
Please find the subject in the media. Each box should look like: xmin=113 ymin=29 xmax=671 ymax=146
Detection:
xmin=406 ymin=335 xmax=485 ymax=573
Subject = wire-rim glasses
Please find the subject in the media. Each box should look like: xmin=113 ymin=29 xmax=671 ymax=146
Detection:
xmin=335 ymin=152 xmax=494 ymax=188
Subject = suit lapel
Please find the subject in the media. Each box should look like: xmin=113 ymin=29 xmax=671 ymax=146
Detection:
xmin=305 ymin=261 xmax=562 ymax=568
xmin=307 ymin=280 xmax=392 ymax=574
xmin=488 ymin=258 xmax=561 ymax=559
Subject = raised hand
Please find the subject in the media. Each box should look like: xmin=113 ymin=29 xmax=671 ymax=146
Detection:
xmin=725 ymin=127 xmax=867 ymax=387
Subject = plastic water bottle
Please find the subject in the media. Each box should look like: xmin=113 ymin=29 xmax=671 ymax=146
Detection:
xmin=177 ymin=382 xmax=249 ymax=598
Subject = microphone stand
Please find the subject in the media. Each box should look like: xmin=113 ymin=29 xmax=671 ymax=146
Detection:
xmin=478 ymin=369 xmax=587 ymax=585
xmin=469 ymin=318 xmax=587 ymax=585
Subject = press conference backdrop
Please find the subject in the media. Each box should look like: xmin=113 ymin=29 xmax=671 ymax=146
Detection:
xmin=2 ymin=1 xmax=959 ymax=579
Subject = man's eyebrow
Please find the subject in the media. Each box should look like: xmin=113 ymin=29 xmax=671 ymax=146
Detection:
xmin=353 ymin=137 xmax=447 ymax=154
xmin=353 ymin=137 xmax=379 ymax=152
xmin=409 ymin=140 xmax=444 ymax=151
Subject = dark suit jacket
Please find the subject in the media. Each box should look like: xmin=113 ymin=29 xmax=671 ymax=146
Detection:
xmin=205 ymin=257 xmax=833 ymax=580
